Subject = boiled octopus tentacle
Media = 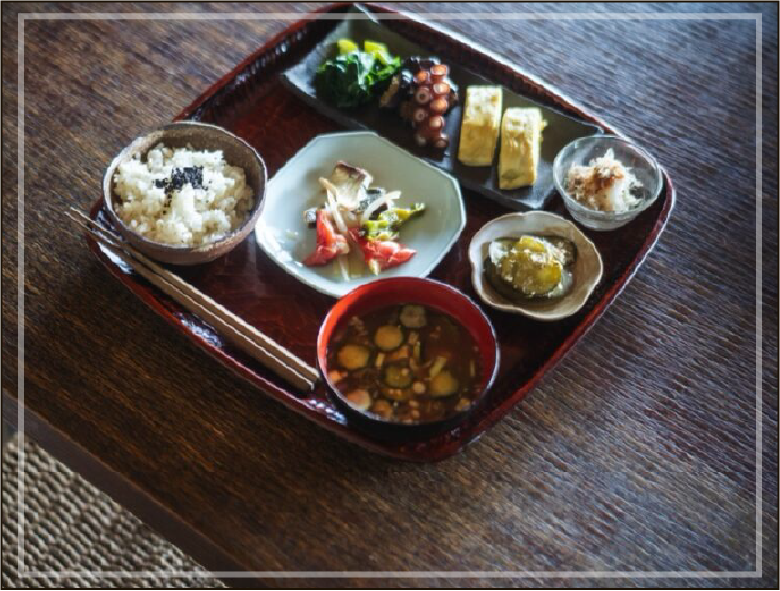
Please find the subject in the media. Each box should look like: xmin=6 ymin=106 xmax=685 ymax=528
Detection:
xmin=379 ymin=58 xmax=459 ymax=150
xmin=409 ymin=64 xmax=457 ymax=149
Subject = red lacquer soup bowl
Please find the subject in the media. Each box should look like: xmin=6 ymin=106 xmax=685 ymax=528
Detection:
xmin=317 ymin=277 xmax=500 ymax=441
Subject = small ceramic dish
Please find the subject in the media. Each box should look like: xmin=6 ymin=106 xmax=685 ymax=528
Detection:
xmin=553 ymin=134 xmax=663 ymax=231
xmin=256 ymin=131 xmax=466 ymax=298
xmin=468 ymin=212 xmax=603 ymax=321
xmin=317 ymin=277 xmax=500 ymax=441
xmin=103 ymin=121 xmax=267 ymax=265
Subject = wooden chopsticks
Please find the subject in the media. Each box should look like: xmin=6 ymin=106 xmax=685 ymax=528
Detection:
xmin=67 ymin=208 xmax=319 ymax=392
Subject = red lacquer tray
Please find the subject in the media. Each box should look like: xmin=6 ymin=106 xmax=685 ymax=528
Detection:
xmin=87 ymin=2 xmax=675 ymax=461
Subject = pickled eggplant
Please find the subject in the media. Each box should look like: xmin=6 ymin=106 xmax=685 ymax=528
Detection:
xmin=484 ymin=235 xmax=576 ymax=302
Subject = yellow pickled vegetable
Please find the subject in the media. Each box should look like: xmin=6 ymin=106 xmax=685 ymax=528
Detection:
xmin=494 ymin=236 xmax=563 ymax=297
xmin=337 ymin=39 xmax=359 ymax=54
xmin=364 ymin=40 xmax=388 ymax=56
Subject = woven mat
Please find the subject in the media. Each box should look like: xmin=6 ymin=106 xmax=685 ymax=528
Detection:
xmin=1 ymin=436 xmax=226 ymax=589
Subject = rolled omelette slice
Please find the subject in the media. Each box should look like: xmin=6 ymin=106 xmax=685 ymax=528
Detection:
xmin=499 ymin=107 xmax=545 ymax=189
xmin=458 ymin=86 xmax=502 ymax=166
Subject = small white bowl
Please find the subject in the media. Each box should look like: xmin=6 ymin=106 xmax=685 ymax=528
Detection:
xmin=468 ymin=212 xmax=603 ymax=321
xmin=553 ymin=135 xmax=663 ymax=231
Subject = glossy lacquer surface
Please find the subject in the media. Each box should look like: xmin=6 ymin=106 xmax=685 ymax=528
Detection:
xmin=88 ymin=2 xmax=674 ymax=461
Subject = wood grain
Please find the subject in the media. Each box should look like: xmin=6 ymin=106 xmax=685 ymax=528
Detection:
xmin=1 ymin=2 xmax=777 ymax=587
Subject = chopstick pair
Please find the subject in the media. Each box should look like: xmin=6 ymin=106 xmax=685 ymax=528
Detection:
xmin=67 ymin=208 xmax=319 ymax=392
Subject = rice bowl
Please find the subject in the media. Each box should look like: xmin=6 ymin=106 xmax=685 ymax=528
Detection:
xmin=103 ymin=121 xmax=267 ymax=265
xmin=113 ymin=143 xmax=254 ymax=247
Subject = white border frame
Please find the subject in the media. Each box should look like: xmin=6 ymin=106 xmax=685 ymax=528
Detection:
xmin=14 ymin=8 xmax=765 ymax=581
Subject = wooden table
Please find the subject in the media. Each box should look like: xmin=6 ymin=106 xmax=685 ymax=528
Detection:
xmin=2 ymin=2 xmax=777 ymax=587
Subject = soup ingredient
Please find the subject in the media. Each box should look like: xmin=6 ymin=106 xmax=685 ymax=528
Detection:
xmin=383 ymin=386 xmax=412 ymax=401
xmin=302 ymin=162 xmax=424 ymax=277
xmin=400 ymin=304 xmax=427 ymax=328
xmin=387 ymin=345 xmax=410 ymax=362
xmin=379 ymin=57 xmax=459 ymax=149
xmin=384 ymin=365 xmax=413 ymax=388
xmin=485 ymin=235 xmax=576 ymax=301
xmin=375 ymin=325 xmax=404 ymax=350
xmin=567 ymin=149 xmax=642 ymax=212
xmin=113 ymin=143 xmax=253 ymax=246
xmin=499 ymin=107 xmax=546 ymax=189
xmin=337 ymin=344 xmax=370 ymax=370
xmin=429 ymin=355 xmax=448 ymax=379
xmin=346 ymin=389 xmax=371 ymax=411
xmin=372 ymin=399 xmax=393 ymax=419
xmin=316 ymin=40 xmax=401 ymax=108
xmin=458 ymin=86 xmax=502 ymax=166
xmin=327 ymin=305 xmax=483 ymax=423
xmin=430 ymin=370 xmax=459 ymax=397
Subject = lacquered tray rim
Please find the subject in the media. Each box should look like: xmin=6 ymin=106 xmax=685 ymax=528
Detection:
xmin=87 ymin=2 xmax=676 ymax=462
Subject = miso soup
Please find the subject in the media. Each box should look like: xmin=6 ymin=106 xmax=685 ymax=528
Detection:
xmin=326 ymin=304 xmax=483 ymax=424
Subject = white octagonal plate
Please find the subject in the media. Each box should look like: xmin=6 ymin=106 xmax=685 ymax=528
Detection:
xmin=256 ymin=131 xmax=466 ymax=298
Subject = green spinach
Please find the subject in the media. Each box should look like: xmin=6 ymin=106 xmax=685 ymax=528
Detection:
xmin=316 ymin=50 xmax=401 ymax=109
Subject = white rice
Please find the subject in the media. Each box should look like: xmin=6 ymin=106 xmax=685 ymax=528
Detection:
xmin=113 ymin=143 xmax=253 ymax=246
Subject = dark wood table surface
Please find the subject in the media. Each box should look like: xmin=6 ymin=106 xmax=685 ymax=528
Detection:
xmin=2 ymin=2 xmax=777 ymax=587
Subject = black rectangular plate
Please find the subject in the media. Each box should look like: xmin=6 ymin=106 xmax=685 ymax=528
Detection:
xmin=281 ymin=6 xmax=603 ymax=210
